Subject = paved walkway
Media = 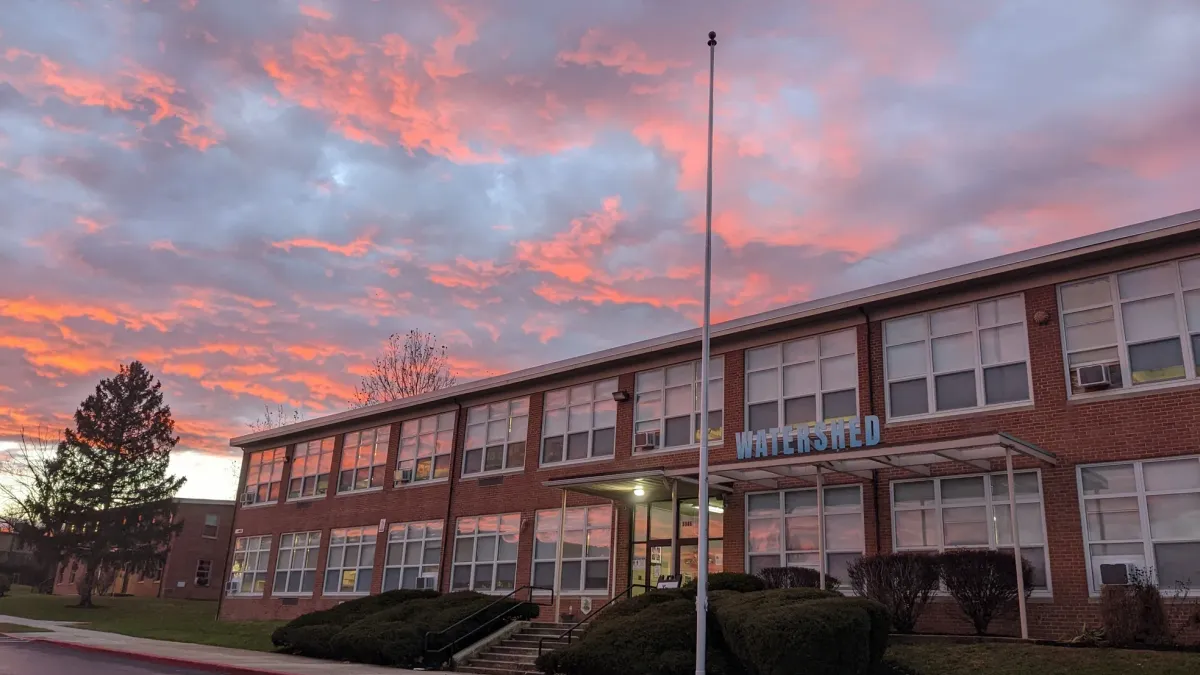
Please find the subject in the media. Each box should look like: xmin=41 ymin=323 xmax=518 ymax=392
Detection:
xmin=0 ymin=614 xmax=421 ymax=674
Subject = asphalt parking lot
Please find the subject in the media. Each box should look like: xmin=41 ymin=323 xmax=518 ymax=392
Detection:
xmin=0 ymin=638 xmax=215 ymax=675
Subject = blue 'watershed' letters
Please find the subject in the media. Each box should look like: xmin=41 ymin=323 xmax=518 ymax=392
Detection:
xmin=735 ymin=415 xmax=881 ymax=460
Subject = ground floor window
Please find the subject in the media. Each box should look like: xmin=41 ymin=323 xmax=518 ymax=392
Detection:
xmin=383 ymin=520 xmax=443 ymax=591
xmin=892 ymin=471 xmax=1050 ymax=591
xmin=631 ymin=498 xmax=724 ymax=593
xmin=1079 ymin=455 xmax=1200 ymax=592
xmin=324 ymin=526 xmax=377 ymax=595
xmin=746 ymin=485 xmax=864 ymax=582
xmin=274 ymin=531 xmax=320 ymax=596
xmin=452 ymin=513 xmax=520 ymax=593
xmin=533 ymin=506 xmax=612 ymax=593
xmin=229 ymin=535 xmax=271 ymax=596
xmin=195 ymin=559 xmax=212 ymax=587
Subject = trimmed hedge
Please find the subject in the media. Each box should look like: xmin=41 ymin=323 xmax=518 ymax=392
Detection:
xmin=717 ymin=596 xmax=873 ymax=675
xmin=757 ymin=566 xmax=841 ymax=591
xmin=585 ymin=589 xmax=692 ymax=632
xmin=683 ymin=572 xmax=766 ymax=593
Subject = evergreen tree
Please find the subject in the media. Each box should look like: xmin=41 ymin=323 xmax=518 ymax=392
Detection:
xmin=54 ymin=361 xmax=186 ymax=607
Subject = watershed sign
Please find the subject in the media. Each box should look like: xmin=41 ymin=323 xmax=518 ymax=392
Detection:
xmin=735 ymin=415 xmax=881 ymax=460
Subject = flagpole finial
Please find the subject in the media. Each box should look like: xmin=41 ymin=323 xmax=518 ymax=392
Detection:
xmin=708 ymin=31 xmax=717 ymax=46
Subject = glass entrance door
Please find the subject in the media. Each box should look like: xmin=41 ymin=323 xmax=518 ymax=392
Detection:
xmin=631 ymin=497 xmax=723 ymax=594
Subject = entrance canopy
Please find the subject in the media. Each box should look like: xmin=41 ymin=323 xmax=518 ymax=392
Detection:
xmin=543 ymin=469 xmax=732 ymax=504
xmin=678 ymin=433 xmax=1056 ymax=490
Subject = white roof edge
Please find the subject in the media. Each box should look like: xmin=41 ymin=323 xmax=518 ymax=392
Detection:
xmin=231 ymin=208 xmax=1200 ymax=448
xmin=175 ymin=498 xmax=236 ymax=506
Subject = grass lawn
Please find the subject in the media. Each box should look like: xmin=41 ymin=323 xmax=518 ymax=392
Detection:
xmin=889 ymin=642 xmax=1200 ymax=675
xmin=0 ymin=586 xmax=284 ymax=651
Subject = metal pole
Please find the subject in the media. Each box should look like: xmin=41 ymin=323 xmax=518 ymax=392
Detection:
xmin=555 ymin=489 xmax=566 ymax=621
xmin=695 ymin=29 xmax=717 ymax=675
xmin=671 ymin=480 xmax=680 ymax=576
xmin=816 ymin=467 xmax=826 ymax=590
xmin=1005 ymin=448 xmax=1028 ymax=639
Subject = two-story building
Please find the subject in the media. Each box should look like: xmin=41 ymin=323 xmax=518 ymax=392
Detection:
xmin=220 ymin=208 xmax=1200 ymax=639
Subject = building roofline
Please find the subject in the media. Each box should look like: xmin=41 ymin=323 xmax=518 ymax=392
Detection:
xmin=175 ymin=498 xmax=236 ymax=507
xmin=231 ymin=207 xmax=1200 ymax=448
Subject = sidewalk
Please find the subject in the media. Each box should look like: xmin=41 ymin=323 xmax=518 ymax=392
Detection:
xmin=0 ymin=613 xmax=422 ymax=674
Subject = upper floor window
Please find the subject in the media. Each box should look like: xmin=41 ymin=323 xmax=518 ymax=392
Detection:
xmin=288 ymin=437 xmax=334 ymax=500
xmin=1059 ymin=258 xmax=1200 ymax=395
xmin=396 ymin=412 xmax=455 ymax=486
xmin=243 ymin=448 xmax=286 ymax=506
xmin=746 ymin=329 xmax=857 ymax=431
xmin=634 ymin=358 xmax=724 ymax=451
xmin=339 ymin=426 xmax=390 ymax=493
xmin=202 ymin=514 xmax=219 ymax=539
xmin=464 ymin=398 xmax=529 ymax=476
xmin=542 ymin=379 xmax=617 ymax=465
xmin=884 ymin=296 xmax=1030 ymax=419
xmin=228 ymin=535 xmax=271 ymax=596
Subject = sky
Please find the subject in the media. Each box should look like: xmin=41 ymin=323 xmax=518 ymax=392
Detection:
xmin=1 ymin=0 xmax=1198 ymax=501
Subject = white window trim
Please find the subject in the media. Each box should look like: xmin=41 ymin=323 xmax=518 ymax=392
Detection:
xmin=883 ymin=295 xmax=1034 ymax=422
xmin=744 ymin=328 xmax=860 ymax=433
xmin=323 ymin=527 xmax=378 ymax=597
xmin=272 ymin=531 xmax=320 ymax=598
xmin=541 ymin=379 xmax=619 ymax=467
xmin=1075 ymin=454 xmax=1200 ymax=596
xmin=228 ymin=535 xmax=272 ymax=598
xmin=395 ymin=413 xmax=456 ymax=487
xmin=287 ymin=438 xmax=335 ymax=502
xmin=890 ymin=470 xmax=1053 ymax=597
xmin=463 ymin=397 xmax=530 ymax=479
xmin=202 ymin=514 xmax=219 ymax=539
xmin=1058 ymin=257 xmax=1200 ymax=400
xmin=634 ymin=357 xmax=725 ymax=453
xmin=531 ymin=505 xmax=614 ymax=595
xmin=451 ymin=513 xmax=521 ymax=595
xmin=338 ymin=426 xmax=391 ymax=494
xmin=382 ymin=520 xmax=444 ymax=592
xmin=195 ymin=559 xmax=213 ymax=587
xmin=743 ymin=485 xmax=865 ymax=588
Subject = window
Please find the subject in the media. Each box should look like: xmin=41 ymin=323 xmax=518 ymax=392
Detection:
xmin=451 ymin=513 xmax=520 ymax=593
xmin=1078 ymin=456 xmax=1200 ymax=593
xmin=288 ymin=437 xmax=334 ymax=500
xmin=746 ymin=329 xmax=857 ymax=431
xmin=229 ymin=535 xmax=271 ymax=596
xmin=202 ymin=514 xmax=219 ymax=539
xmin=396 ymin=412 xmax=455 ymax=485
xmin=634 ymin=358 xmax=724 ymax=451
xmin=884 ymin=296 xmax=1030 ymax=418
xmin=383 ymin=520 xmax=444 ymax=591
xmin=463 ymin=398 xmax=529 ymax=476
xmin=274 ymin=531 xmax=320 ymax=596
xmin=68 ymin=561 xmax=77 ymax=584
xmin=746 ymin=486 xmax=864 ymax=582
xmin=244 ymin=448 xmax=286 ymax=506
xmin=532 ymin=506 xmax=612 ymax=593
xmin=195 ymin=559 xmax=212 ymax=587
xmin=339 ymin=426 xmax=390 ymax=493
xmin=1059 ymin=258 xmax=1200 ymax=395
xmin=542 ymin=379 xmax=618 ymax=464
xmin=324 ymin=526 xmax=377 ymax=595
xmin=891 ymin=472 xmax=1049 ymax=590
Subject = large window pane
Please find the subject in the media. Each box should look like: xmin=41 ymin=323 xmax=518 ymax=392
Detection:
xmin=943 ymin=506 xmax=988 ymax=546
xmin=980 ymin=324 xmax=1027 ymax=365
xmin=747 ymin=519 xmax=780 ymax=553
xmin=993 ymin=503 xmax=1045 ymax=545
xmin=1128 ymin=338 xmax=1185 ymax=384
xmin=822 ymin=390 xmax=856 ymax=419
xmin=784 ymin=396 xmax=816 ymax=426
xmin=895 ymin=510 xmax=938 ymax=548
xmin=1147 ymin=493 xmax=1200 ymax=539
xmin=1061 ymin=278 xmax=1112 ymax=310
xmin=1118 ymin=264 xmax=1176 ymax=299
xmin=1143 ymin=458 xmax=1200 ymax=491
xmin=1122 ymin=295 xmax=1180 ymax=342
xmin=941 ymin=476 xmax=985 ymax=501
xmin=1155 ymin=542 xmax=1200 ymax=589
xmin=1081 ymin=464 xmax=1136 ymax=495
xmin=935 ymin=371 xmax=977 ymax=410
xmin=1085 ymin=497 xmax=1143 ymax=540
xmin=894 ymin=481 xmax=935 ymax=506
xmin=932 ymin=333 xmax=975 ymax=372
xmin=748 ymin=402 xmax=778 ymax=431
xmin=984 ymin=363 xmax=1029 ymax=404
xmin=886 ymin=343 xmax=927 ymax=380
xmin=889 ymin=379 xmax=928 ymax=416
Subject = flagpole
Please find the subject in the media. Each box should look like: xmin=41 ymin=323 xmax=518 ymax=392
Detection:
xmin=695 ymin=29 xmax=716 ymax=675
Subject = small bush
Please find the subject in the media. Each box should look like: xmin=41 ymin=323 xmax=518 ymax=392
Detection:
xmin=683 ymin=572 xmax=766 ymax=593
xmin=1100 ymin=567 xmax=1171 ymax=647
xmin=717 ymin=595 xmax=873 ymax=675
xmin=273 ymin=588 xmax=438 ymax=644
xmin=937 ymin=549 xmax=1033 ymax=635
xmin=848 ymin=553 xmax=939 ymax=633
xmin=274 ymin=624 xmax=341 ymax=659
xmin=757 ymin=566 xmax=840 ymax=591
xmin=0 ymin=573 xmax=11 ymax=597
xmin=586 ymin=589 xmax=691 ymax=632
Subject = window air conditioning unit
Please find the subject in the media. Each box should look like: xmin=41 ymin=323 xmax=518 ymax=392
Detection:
xmin=241 ymin=490 xmax=257 ymax=506
xmin=225 ymin=581 xmax=240 ymax=594
xmin=394 ymin=468 xmax=413 ymax=484
xmin=1099 ymin=562 xmax=1137 ymax=586
xmin=1075 ymin=364 xmax=1112 ymax=390
xmin=417 ymin=575 xmax=436 ymax=590
xmin=635 ymin=430 xmax=660 ymax=450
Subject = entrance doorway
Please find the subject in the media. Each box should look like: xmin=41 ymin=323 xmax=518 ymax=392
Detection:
xmin=630 ymin=497 xmax=724 ymax=593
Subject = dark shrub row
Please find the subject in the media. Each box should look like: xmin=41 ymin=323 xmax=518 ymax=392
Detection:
xmin=757 ymin=566 xmax=841 ymax=591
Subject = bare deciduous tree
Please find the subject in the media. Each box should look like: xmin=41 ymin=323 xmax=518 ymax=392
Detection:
xmin=0 ymin=427 xmax=69 ymax=593
xmin=247 ymin=404 xmax=304 ymax=433
xmin=352 ymin=329 xmax=457 ymax=407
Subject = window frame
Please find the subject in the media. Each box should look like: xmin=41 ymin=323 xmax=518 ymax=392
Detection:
xmin=744 ymin=328 xmax=860 ymax=434
xmin=890 ymin=470 xmax=1053 ymax=596
xmin=382 ymin=520 xmax=444 ymax=592
xmin=243 ymin=448 xmax=286 ymax=507
xmin=1076 ymin=455 xmax=1200 ymax=595
xmin=287 ymin=437 xmax=335 ymax=502
xmin=541 ymin=379 xmax=619 ymax=466
xmin=532 ymin=505 xmax=614 ymax=595
xmin=395 ymin=412 xmax=456 ymax=487
xmin=462 ymin=397 xmax=530 ymax=478
xmin=201 ymin=513 xmax=219 ymax=539
xmin=228 ymin=534 xmax=271 ymax=597
xmin=323 ymin=526 xmax=378 ymax=596
xmin=634 ymin=357 xmax=725 ymax=453
xmin=451 ymin=513 xmax=521 ymax=595
xmin=195 ymin=559 xmax=212 ymax=587
xmin=1058 ymin=257 xmax=1200 ymax=399
xmin=338 ymin=425 xmax=391 ymax=494
xmin=273 ymin=531 xmax=321 ymax=597
xmin=883 ymin=295 xmax=1033 ymax=421
xmin=743 ymin=484 xmax=865 ymax=583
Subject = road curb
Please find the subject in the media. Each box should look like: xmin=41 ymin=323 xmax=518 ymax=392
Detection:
xmin=28 ymin=636 xmax=298 ymax=675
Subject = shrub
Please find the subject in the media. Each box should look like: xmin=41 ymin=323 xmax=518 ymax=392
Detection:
xmin=683 ymin=572 xmax=766 ymax=593
xmin=586 ymin=589 xmax=691 ymax=632
xmin=936 ymin=549 xmax=1033 ymax=635
xmin=0 ymin=573 xmax=11 ymax=597
xmin=273 ymin=588 xmax=438 ymax=644
xmin=1100 ymin=567 xmax=1171 ymax=647
xmin=848 ymin=553 xmax=939 ymax=633
xmin=716 ymin=595 xmax=873 ymax=675
xmin=757 ymin=566 xmax=840 ymax=591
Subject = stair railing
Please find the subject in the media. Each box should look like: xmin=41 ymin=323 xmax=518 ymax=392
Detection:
xmin=536 ymin=582 xmax=650 ymax=658
xmin=422 ymin=584 xmax=554 ymax=670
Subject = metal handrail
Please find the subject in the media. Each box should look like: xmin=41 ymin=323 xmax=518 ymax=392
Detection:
xmin=537 ymin=583 xmax=651 ymax=658
xmin=422 ymin=584 xmax=554 ymax=669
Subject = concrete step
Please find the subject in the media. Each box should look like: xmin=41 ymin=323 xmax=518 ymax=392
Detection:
xmin=458 ymin=660 xmax=539 ymax=675
xmin=470 ymin=652 xmax=538 ymax=665
xmin=520 ymin=625 xmax=576 ymax=635
xmin=506 ymin=634 xmax=568 ymax=645
xmin=490 ymin=645 xmax=542 ymax=656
